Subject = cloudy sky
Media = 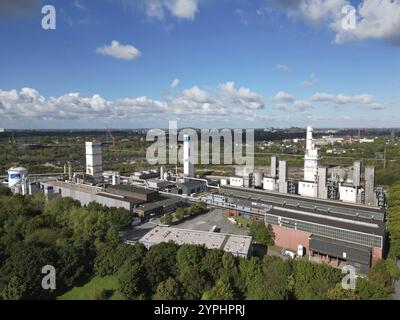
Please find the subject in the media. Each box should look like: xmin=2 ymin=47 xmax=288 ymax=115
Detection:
xmin=0 ymin=0 xmax=399 ymax=129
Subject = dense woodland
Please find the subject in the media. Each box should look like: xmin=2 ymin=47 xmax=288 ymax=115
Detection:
xmin=0 ymin=184 xmax=397 ymax=300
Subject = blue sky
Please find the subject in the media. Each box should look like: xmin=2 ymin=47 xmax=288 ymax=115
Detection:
xmin=0 ymin=0 xmax=399 ymax=129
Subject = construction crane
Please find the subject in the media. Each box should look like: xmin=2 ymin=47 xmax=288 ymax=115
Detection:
xmin=105 ymin=124 xmax=116 ymax=147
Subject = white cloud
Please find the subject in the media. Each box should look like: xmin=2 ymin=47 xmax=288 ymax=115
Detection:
xmin=300 ymin=72 xmax=318 ymax=88
xmin=262 ymin=0 xmax=400 ymax=45
xmin=218 ymin=81 xmax=264 ymax=109
xmin=170 ymin=78 xmax=180 ymax=88
xmin=130 ymin=0 xmax=200 ymax=20
xmin=293 ymin=100 xmax=313 ymax=111
xmin=273 ymin=91 xmax=296 ymax=102
xmin=0 ymin=83 xmax=264 ymax=122
xmin=312 ymin=92 xmax=384 ymax=109
xmin=332 ymin=0 xmax=400 ymax=45
xmin=96 ymin=40 xmax=141 ymax=61
xmin=275 ymin=64 xmax=291 ymax=72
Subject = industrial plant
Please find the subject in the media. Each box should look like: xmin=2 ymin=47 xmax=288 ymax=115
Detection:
xmin=2 ymin=126 xmax=388 ymax=275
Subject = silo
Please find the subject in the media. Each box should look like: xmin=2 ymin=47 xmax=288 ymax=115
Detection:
xmin=160 ymin=166 xmax=165 ymax=180
xmin=254 ymin=171 xmax=263 ymax=188
xmin=7 ymin=166 xmax=28 ymax=188
xmin=112 ymin=174 xmax=120 ymax=186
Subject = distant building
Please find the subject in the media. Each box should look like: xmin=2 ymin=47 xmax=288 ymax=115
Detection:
xmin=173 ymin=180 xmax=207 ymax=196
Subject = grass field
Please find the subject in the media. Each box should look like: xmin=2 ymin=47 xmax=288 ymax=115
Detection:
xmin=58 ymin=275 xmax=125 ymax=300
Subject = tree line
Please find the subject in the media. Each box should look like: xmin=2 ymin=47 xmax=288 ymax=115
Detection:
xmin=0 ymin=184 xmax=396 ymax=300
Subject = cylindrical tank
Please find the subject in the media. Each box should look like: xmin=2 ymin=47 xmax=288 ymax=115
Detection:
xmin=112 ymin=174 xmax=120 ymax=186
xmin=7 ymin=166 xmax=28 ymax=188
xmin=67 ymin=162 xmax=73 ymax=181
xmin=254 ymin=171 xmax=263 ymax=188
xmin=160 ymin=166 xmax=165 ymax=180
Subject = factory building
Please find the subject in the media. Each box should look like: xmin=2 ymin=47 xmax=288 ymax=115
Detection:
xmin=183 ymin=134 xmax=195 ymax=178
xmin=137 ymin=226 xmax=253 ymax=259
xmin=41 ymin=180 xmax=184 ymax=220
xmin=209 ymin=186 xmax=386 ymax=274
xmin=134 ymin=196 xmax=183 ymax=218
xmin=41 ymin=180 xmax=140 ymax=212
xmin=106 ymin=185 xmax=159 ymax=202
xmin=85 ymin=142 xmax=103 ymax=182
xmin=173 ymin=180 xmax=207 ymax=196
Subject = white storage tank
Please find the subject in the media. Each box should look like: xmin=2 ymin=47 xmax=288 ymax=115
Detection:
xmin=7 ymin=166 xmax=28 ymax=188
xmin=112 ymin=174 xmax=121 ymax=186
xmin=254 ymin=171 xmax=263 ymax=188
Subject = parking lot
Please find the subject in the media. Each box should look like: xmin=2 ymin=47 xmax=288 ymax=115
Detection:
xmin=175 ymin=208 xmax=248 ymax=235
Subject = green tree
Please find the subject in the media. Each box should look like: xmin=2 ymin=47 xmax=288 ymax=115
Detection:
xmin=327 ymin=283 xmax=360 ymax=300
xmin=249 ymin=221 xmax=275 ymax=247
xmin=143 ymin=242 xmax=178 ymax=290
xmin=292 ymin=260 xmax=341 ymax=300
xmin=178 ymin=266 xmax=207 ymax=300
xmin=95 ymin=243 xmax=146 ymax=277
xmin=202 ymin=278 xmax=236 ymax=300
xmin=176 ymin=244 xmax=206 ymax=272
xmin=200 ymin=249 xmax=224 ymax=283
xmin=118 ymin=262 xmax=147 ymax=299
xmin=368 ymin=260 xmax=394 ymax=293
xmin=153 ymin=277 xmax=183 ymax=300
xmin=160 ymin=213 xmax=173 ymax=225
xmin=356 ymin=278 xmax=392 ymax=300
xmin=0 ymin=276 xmax=26 ymax=300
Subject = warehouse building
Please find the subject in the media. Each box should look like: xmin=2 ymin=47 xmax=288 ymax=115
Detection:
xmin=208 ymin=185 xmax=386 ymax=274
xmin=137 ymin=226 xmax=253 ymax=259
xmin=41 ymin=180 xmax=142 ymax=213
xmin=106 ymin=185 xmax=159 ymax=202
xmin=134 ymin=195 xmax=183 ymax=218
xmin=172 ymin=180 xmax=207 ymax=196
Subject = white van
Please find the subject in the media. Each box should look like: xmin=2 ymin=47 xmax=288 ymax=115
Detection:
xmin=282 ymin=249 xmax=296 ymax=259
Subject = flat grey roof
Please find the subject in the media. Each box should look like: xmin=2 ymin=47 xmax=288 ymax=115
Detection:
xmin=135 ymin=195 xmax=182 ymax=212
xmin=229 ymin=196 xmax=385 ymax=236
xmin=139 ymin=226 xmax=252 ymax=256
xmin=107 ymin=184 xmax=158 ymax=195
xmin=97 ymin=192 xmax=143 ymax=205
xmin=178 ymin=180 xmax=206 ymax=188
xmin=220 ymin=185 xmax=385 ymax=221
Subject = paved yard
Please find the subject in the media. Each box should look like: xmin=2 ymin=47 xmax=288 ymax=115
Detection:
xmin=175 ymin=208 xmax=248 ymax=235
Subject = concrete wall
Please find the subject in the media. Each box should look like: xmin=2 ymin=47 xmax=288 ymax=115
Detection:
xmin=270 ymin=156 xmax=278 ymax=178
xmin=353 ymin=161 xmax=361 ymax=187
xmin=278 ymin=160 xmax=288 ymax=194
xmin=364 ymin=166 xmax=376 ymax=206
xmin=317 ymin=167 xmax=328 ymax=199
